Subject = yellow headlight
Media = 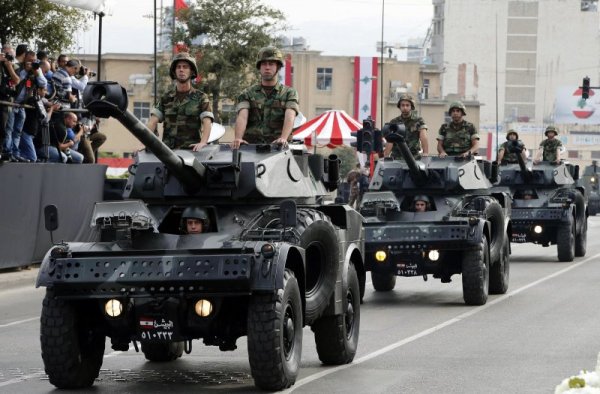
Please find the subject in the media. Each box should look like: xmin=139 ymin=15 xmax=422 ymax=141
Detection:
xmin=104 ymin=299 xmax=123 ymax=317
xmin=194 ymin=299 xmax=213 ymax=317
xmin=428 ymin=250 xmax=440 ymax=261
xmin=375 ymin=250 xmax=387 ymax=262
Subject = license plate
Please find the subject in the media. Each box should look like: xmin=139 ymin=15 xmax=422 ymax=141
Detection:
xmin=139 ymin=316 xmax=176 ymax=341
xmin=396 ymin=262 xmax=419 ymax=276
xmin=511 ymin=233 xmax=528 ymax=243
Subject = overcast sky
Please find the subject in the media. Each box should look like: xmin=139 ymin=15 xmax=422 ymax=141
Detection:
xmin=76 ymin=0 xmax=433 ymax=57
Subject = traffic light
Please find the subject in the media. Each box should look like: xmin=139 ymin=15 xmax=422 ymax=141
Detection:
xmin=582 ymin=76 xmax=591 ymax=100
xmin=357 ymin=117 xmax=374 ymax=154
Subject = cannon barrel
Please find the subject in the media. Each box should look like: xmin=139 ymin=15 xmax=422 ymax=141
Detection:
xmin=82 ymin=82 xmax=205 ymax=192
xmin=385 ymin=128 xmax=428 ymax=185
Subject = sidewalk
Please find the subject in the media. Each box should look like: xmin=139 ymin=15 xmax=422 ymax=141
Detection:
xmin=0 ymin=265 xmax=40 ymax=291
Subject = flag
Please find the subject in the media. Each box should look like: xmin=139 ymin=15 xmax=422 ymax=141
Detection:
xmin=278 ymin=53 xmax=293 ymax=87
xmin=353 ymin=57 xmax=378 ymax=123
xmin=174 ymin=0 xmax=188 ymax=12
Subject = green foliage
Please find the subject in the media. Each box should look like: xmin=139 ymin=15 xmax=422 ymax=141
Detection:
xmin=568 ymin=376 xmax=586 ymax=388
xmin=331 ymin=146 xmax=359 ymax=179
xmin=175 ymin=0 xmax=286 ymax=121
xmin=0 ymin=1 xmax=89 ymax=53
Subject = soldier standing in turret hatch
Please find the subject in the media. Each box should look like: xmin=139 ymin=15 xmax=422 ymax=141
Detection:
xmin=146 ymin=52 xmax=214 ymax=151
xmin=534 ymin=125 xmax=563 ymax=165
xmin=232 ymin=46 xmax=299 ymax=149
xmin=436 ymin=101 xmax=479 ymax=158
xmin=383 ymin=93 xmax=428 ymax=159
xmin=497 ymin=129 xmax=528 ymax=164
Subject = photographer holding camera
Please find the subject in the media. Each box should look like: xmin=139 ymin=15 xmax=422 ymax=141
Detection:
xmin=497 ymin=129 xmax=528 ymax=164
xmin=0 ymin=45 xmax=21 ymax=161
xmin=4 ymin=50 xmax=47 ymax=162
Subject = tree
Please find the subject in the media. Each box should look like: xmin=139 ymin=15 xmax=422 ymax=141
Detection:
xmin=176 ymin=0 xmax=286 ymax=122
xmin=0 ymin=1 xmax=89 ymax=53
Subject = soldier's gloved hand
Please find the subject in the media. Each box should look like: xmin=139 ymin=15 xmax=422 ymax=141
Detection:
xmin=190 ymin=142 xmax=207 ymax=151
xmin=231 ymin=138 xmax=247 ymax=149
xmin=273 ymin=137 xmax=288 ymax=148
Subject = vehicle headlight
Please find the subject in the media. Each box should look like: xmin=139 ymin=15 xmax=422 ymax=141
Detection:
xmin=194 ymin=299 xmax=213 ymax=317
xmin=375 ymin=250 xmax=387 ymax=262
xmin=428 ymin=250 xmax=440 ymax=261
xmin=534 ymin=225 xmax=543 ymax=234
xmin=104 ymin=299 xmax=123 ymax=317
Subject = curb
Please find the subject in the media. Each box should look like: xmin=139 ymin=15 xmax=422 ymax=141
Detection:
xmin=0 ymin=265 xmax=40 ymax=291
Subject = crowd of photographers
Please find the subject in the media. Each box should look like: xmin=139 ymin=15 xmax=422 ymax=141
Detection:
xmin=0 ymin=44 xmax=106 ymax=163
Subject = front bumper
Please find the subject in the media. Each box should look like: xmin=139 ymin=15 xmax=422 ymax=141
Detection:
xmin=510 ymin=207 xmax=569 ymax=244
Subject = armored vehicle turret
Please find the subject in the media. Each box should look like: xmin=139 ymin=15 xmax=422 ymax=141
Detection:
xmin=495 ymin=146 xmax=587 ymax=262
xmin=359 ymin=123 xmax=511 ymax=306
xmin=579 ymin=160 xmax=600 ymax=215
xmin=36 ymin=82 xmax=365 ymax=391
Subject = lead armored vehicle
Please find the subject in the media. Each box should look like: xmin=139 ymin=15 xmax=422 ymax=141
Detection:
xmin=359 ymin=125 xmax=511 ymax=305
xmin=496 ymin=145 xmax=587 ymax=262
xmin=37 ymin=82 xmax=365 ymax=391
xmin=579 ymin=160 xmax=600 ymax=215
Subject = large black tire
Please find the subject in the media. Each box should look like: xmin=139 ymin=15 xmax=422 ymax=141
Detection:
xmin=295 ymin=209 xmax=339 ymax=323
xmin=557 ymin=215 xmax=575 ymax=262
xmin=462 ymin=235 xmax=490 ymax=306
xmin=41 ymin=290 xmax=105 ymax=389
xmin=484 ymin=201 xmax=505 ymax=266
xmin=575 ymin=216 xmax=588 ymax=257
xmin=141 ymin=341 xmax=184 ymax=362
xmin=313 ymin=263 xmax=360 ymax=365
xmin=371 ymin=271 xmax=397 ymax=292
xmin=248 ymin=269 xmax=303 ymax=391
xmin=489 ymin=234 xmax=510 ymax=294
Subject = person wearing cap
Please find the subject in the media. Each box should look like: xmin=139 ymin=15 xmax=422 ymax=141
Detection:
xmin=497 ymin=129 xmax=527 ymax=164
xmin=232 ymin=46 xmax=299 ymax=149
xmin=181 ymin=206 xmax=210 ymax=234
xmin=383 ymin=93 xmax=428 ymax=159
xmin=413 ymin=195 xmax=431 ymax=212
xmin=147 ymin=52 xmax=213 ymax=151
xmin=534 ymin=125 xmax=562 ymax=164
xmin=437 ymin=101 xmax=479 ymax=158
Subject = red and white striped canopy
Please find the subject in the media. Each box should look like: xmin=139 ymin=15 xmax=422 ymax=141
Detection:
xmin=292 ymin=110 xmax=360 ymax=148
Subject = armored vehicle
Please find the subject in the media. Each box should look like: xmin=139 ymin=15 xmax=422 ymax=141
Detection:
xmin=36 ymin=82 xmax=365 ymax=391
xmin=579 ymin=160 xmax=600 ymax=215
xmin=496 ymin=144 xmax=587 ymax=262
xmin=358 ymin=124 xmax=511 ymax=305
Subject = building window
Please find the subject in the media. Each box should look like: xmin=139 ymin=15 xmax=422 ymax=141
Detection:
xmin=134 ymin=102 xmax=151 ymax=123
xmin=591 ymin=151 xmax=600 ymax=159
xmin=316 ymin=67 xmax=333 ymax=91
xmin=568 ymin=150 xmax=579 ymax=159
xmin=315 ymin=107 xmax=332 ymax=116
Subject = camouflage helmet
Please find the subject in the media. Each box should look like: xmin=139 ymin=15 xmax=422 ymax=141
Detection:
xmin=397 ymin=93 xmax=415 ymax=110
xmin=545 ymin=125 xmax=559 ymax=136
xmin=181 ymin=206 xmax=210 ymax=229
xmin=448 ymin=101 xmax=467 ymax=116
xmin=506 ymin=129 xmax=519 ymax=140
xmin=169 ymin=52 xmax=198 ymax=80
xmin=256 ymin=46 xmax=284 ymax=69
xmin=414 ymin=195 xmax=430 ymax=203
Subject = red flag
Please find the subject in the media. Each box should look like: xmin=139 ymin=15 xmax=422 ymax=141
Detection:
xmin=174 ymin=0 xmax=188 ymax=11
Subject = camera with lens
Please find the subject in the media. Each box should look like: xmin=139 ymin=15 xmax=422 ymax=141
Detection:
xmin=4 ymin=53 xmax=13 ymax=61
xmin=507 ymin=139 xmax=524 ymax=154
xmin=31 ymin=61 xmax=41 ymax=70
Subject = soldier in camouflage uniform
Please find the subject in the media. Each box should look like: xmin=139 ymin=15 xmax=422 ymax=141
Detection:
xmin=383 ymin=93 xmax=428 ymax=159
xmin=437 ymin=101 xmax=479 ymax=158
xmin=534 ymin=125 xmax=563 ymax=164
xmin=232 ymin=47 xmax=299 ymax=148
xmin=497 ymin=129 xmax=527 ymax=164
xmin=147 ymin=52 xmax=213 ymax=151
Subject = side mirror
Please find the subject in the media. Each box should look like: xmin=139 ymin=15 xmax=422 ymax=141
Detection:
xmin=44 ymin=205 xmax=59 ymax=231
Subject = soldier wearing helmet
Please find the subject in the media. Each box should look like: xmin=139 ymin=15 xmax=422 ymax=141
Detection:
xmin=232 ymin=46 xmax=300 ymax=149
xmin=146 ymin=52 xmax=214 ymax=151
xmin=534 ymin=125 xmax=563 ymax=164
xmin=437 ymin=101 xmax=479 ymax=158
xmin=413 ymin=195 xmax=431 ymax=212
xmin=497 ymin=129 xmax=528 ymax=164
xmin=383 ymin=93 xmax=429 ymax=159
xmin=181 ymin=206 xmax=210 ymax=234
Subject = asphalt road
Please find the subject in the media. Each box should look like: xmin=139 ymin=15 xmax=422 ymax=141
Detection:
xmin=2 ymin=218 xmax=600 ymax=393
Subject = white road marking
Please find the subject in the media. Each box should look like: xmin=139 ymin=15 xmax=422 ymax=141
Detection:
xmin=0 ymin=317 xmax=37 ymax=328
xmin=0 ymin=372 xmax=45 ymax=387
xmin=284 ymin=252 xmax=600 ymax=392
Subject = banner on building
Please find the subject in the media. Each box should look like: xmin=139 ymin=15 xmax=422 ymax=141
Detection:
xmin=353 ymin=57 xmax=378 ymax=123
xmin=554 ymin=86 xmax=600 ymax=124
xmin=278 ymin=53 xmax=293 ymax=87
